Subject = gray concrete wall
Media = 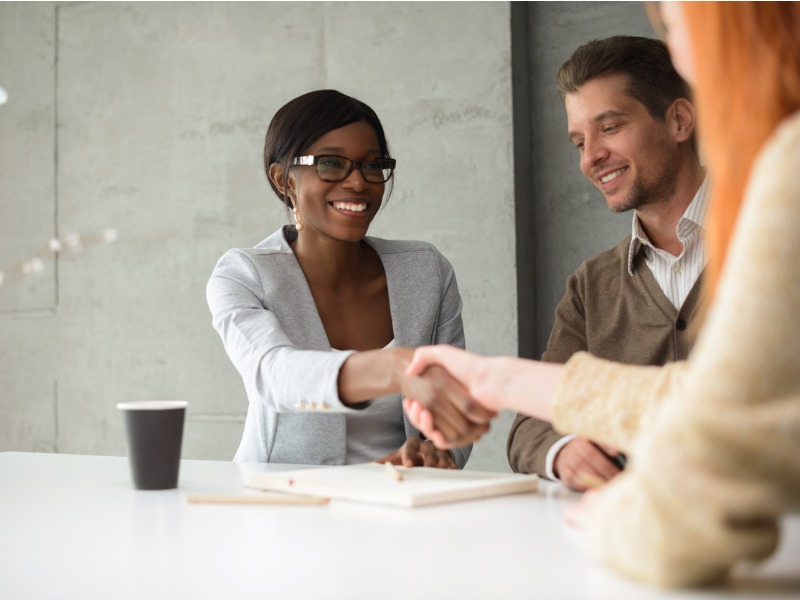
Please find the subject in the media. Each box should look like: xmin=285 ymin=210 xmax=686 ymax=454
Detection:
xmin=515 ymin=3 xmax=655 ymax=358
xmin=1 ymin=1 xmax=654 ymax=472
xmin=0 ymin=1 xmax=515 ymax=470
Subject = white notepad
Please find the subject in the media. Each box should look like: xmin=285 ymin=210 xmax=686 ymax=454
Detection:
xmin=248 ymin=463 xmax=538 ymax=508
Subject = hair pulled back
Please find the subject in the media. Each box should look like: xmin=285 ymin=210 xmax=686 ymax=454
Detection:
xmin=264 ymin=89 xmax=392 ymax=208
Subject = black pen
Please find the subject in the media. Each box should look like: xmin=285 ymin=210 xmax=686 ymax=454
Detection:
xmin=611 ymin=453 xmax=627 ymax=470
xmin=593 ymin=443 xmax=627 ymax=470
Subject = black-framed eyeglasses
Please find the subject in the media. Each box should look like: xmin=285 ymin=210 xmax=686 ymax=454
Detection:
xmin=291 ymin=155 xmax=396 ymax=183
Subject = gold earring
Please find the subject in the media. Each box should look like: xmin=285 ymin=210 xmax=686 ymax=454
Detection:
xmin=293 ymin=207 xmax=304 ymax=232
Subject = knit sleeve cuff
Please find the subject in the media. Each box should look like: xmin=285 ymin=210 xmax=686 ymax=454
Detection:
xmin=551 ymin=352 xmax=684 ymax=453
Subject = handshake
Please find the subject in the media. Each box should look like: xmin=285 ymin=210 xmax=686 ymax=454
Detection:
xmin=394 ymin=344 xmax=559 ymax=449
xmin=399 ymin=345 xmax=506 ymax=449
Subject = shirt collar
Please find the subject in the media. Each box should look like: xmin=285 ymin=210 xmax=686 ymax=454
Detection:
xmin=627 ymin=175 xmax=710 ymax=275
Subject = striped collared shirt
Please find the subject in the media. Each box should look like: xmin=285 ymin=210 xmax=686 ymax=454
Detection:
xmin=627 ymin=177 xmax=710 ymax=309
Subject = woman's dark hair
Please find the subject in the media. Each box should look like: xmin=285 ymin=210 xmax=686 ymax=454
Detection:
xmin=264 ymin=89 xmax=392 ymax=208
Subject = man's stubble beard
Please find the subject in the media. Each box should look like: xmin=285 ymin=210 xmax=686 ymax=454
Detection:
xmin=605 ymin=151 xmax=681 ymax=214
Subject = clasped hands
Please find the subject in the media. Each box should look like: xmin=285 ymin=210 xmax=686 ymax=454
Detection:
xmin=399 ymin=345 xmax=498 ymax=449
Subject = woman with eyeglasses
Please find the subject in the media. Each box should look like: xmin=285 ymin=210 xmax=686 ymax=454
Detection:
xmin=207 ymin=89 xmax=493 ymax=468
xmin=403 ymin=1 xmax=800 ymax=588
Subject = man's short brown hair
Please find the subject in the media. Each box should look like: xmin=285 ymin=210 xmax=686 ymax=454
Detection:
xmin=556 ymin=35 xmax=691 ymax=120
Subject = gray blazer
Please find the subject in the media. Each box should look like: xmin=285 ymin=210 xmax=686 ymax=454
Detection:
xmin=207 ymin=227 xmax=471 ymax=467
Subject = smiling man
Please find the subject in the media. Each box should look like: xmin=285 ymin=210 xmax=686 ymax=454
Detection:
xmin=508 ymin=36 xmax=708 ymax=491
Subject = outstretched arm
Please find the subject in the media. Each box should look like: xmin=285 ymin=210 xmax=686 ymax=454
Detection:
xmin=340 ymin=348 xmax=495 ymax=443
xmin=403 ymin=346 xmax=563 ymax=446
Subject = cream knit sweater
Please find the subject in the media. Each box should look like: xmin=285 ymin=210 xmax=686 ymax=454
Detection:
xmin=552 ymin=111 xmax=800 ymax=587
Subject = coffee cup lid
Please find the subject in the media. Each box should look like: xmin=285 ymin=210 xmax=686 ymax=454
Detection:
xmin=116 ymin=400 xmax=188 ymax=410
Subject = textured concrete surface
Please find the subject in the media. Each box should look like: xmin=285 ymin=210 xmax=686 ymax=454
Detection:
xmin=518 ymin=3 xmax=654 ymax=357
xmin=1 ymin=2 xmax=654 ymax=473
xmin=0 ymin=2 xmax=515 ymax=469
xmin=0 ymin=2 xmax=56 ymax=313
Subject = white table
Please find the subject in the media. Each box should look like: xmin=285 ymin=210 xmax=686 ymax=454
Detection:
xmin=1 ymin=452 xmax=798 ymax=600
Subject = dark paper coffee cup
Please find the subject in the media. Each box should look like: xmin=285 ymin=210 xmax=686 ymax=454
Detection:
xmin=117 ymin=400 xmax=187 ymax=490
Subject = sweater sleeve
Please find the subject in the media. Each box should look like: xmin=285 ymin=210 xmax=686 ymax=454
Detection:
xmin=551 ymin=112 xmax=800 ymax=587
xmin=552 ymin=353 xmax=685 ymax=454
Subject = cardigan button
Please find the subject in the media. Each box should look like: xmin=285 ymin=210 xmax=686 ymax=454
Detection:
xmin=676 ymin=319 xmax=687 ymax=331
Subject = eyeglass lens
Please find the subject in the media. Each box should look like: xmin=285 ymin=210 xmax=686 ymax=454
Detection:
xmin=316 ymin=156 xmax=393 ymax=183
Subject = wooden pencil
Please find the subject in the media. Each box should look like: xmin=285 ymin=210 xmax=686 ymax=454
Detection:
xmin=187 ymin=493 xmax=329 ymax=505
xmin=384 ymin=461 xmax=404 ymax=481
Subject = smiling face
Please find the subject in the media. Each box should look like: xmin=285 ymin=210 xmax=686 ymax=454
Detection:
xmin=566 ymin=73 xmax=682 ymax=213
xmin=286 ymin=120 xmax=386 ymax=243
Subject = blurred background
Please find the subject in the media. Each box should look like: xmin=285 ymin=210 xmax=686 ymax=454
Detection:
xmin=0 ymin=2 xmax=652 ymax=471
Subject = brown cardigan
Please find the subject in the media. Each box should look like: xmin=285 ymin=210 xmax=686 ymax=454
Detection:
xmin=507 ymin=236 xmax=702 ymax=476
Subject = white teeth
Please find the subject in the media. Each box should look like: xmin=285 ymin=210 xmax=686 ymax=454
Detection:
xmin=333 ymin=202 xmax=367 ymax=212
xmin=600 ymin=168 xmax=627 ymax=183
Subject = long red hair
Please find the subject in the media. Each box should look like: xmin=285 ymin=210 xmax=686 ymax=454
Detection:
xmin=682 ymin=2 xmax=800 ymax=296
